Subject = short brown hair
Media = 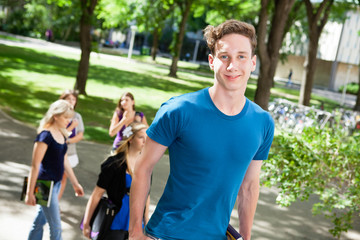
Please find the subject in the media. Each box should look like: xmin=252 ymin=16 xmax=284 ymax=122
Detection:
xmin=203 ymin=19 xmax=257 ymax=56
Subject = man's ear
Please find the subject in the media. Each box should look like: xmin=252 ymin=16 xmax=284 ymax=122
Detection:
xmin=208 ymin=54 xmax=214 ymax=71
xmin=251 ymin=55 xmax=257 ymax=72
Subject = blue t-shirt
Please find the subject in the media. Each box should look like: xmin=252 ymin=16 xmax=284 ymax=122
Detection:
xmin=36 ymin=130 xmax=67 ymax=182
xmin=145 ymin=88 xmax=274 ymax=240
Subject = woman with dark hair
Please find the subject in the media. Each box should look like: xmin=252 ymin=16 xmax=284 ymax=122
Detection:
xmin=109 ymin=92 xmax=148 ymax=152
xmin=58 ymin=89 xmax=85 ymax=200
xmin=82 ymin=122 xmax=149 ymax=239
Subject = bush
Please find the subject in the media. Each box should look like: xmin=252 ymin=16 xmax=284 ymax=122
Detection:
xmin=262 ymin=126 xmax=360 ymax=238
xmin=338 ymin=82 xmax=359 ymax=95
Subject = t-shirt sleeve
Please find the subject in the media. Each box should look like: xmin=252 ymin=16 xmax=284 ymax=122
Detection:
xmin=96 ymin=159 xmax=115 ymax=190
xmin=253 ymin=114 xmax=275 ymax=160
xmin=76 ymin=112 xmax=84 ymax=133
xmin=146 ymin=99 xmax=181 ymax=147
xmin=35 ymin=131 xmax=52 ymax=145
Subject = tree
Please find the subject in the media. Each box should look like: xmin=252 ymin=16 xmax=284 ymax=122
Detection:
xmin=134 ymin=0 xmax=175 ymax=61
xmin=201 ymin=0 xmax=258 ymax=26
xmin=254 ymin=0 xmax=296 ymax=110
xmin=298 ymin=0 xmax=334 ymax=106
xmin=74 ymin=0 xmax=98 ymax=95
xmin=96 ymin=0 xmax=132 ymax=29
xmin=168 ymin=0 xmax=194 ymax=77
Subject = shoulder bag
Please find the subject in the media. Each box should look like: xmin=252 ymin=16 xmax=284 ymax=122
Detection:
xmin=80 ymin=197 xmax=119 ymax=240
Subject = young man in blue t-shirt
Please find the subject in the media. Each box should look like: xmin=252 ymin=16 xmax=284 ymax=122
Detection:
xmin=129 ymin=19 xmax=275 ymax=240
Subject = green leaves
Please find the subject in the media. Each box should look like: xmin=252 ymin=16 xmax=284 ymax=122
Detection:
xmin=263 ymin=126 xmax=360 ymax=237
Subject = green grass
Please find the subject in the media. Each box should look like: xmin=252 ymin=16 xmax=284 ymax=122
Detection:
xmin=0 ymin=43 xmax=213 ymax=144
xmin=0 ymin=39 xmax=341 ymax=145
xmin=0 ymin=34 xmax=23 ymax=42
xmin=99 ymin=48 xmax=213 ymax=76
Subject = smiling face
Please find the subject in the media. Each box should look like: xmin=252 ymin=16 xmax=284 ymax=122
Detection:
xmin=208 ymin=33 xmax=256 ymax=93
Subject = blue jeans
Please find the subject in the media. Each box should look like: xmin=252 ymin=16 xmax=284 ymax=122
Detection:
xmin=28 ymin=181 xmax=62 ymax=240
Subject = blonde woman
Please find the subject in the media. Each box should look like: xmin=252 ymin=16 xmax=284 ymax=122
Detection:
xmin=83 ymin=122 xmax=149 ymax=240
xmin=25 ymin=99 xmax=84 ymax=240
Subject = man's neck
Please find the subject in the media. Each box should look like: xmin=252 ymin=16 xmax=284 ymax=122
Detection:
xmin=208 ymin=86 xmax=246 ymax=116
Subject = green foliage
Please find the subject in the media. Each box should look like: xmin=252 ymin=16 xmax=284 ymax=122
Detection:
xmin=133 ymin=0 xmax=175 ymax=33
xmin=1 ymin=7 xmax=44 ymax=36
xmin=96 ymin=0 xmax=134 ymax=29
xmin=338 ymin=82 xmax=359 ymax=95
xmin=202 ymin=0 xmax=259 ymax=26
xmin=1 ymin=0 xmax=83 ymax=41
xmin=23 ymin=1 xmax=48 ymax=38
xmin=263 ymin=126 xmax=360 ymax=238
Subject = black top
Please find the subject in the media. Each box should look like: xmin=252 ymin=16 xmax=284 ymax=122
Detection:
xmin=36 ymin=130 xmax=67 ymax=182
xmin=96 ymin=152 xmax=128 ymax=208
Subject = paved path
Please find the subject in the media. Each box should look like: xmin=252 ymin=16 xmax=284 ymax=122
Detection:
xmin=1 ymin=111 xmax=359 ymax=240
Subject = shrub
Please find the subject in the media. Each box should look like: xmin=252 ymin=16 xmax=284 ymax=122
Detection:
xmin=338 ymin=82 xmax=359 ymax=95
xmin=262 ymin=126 xmax=360 ymax=238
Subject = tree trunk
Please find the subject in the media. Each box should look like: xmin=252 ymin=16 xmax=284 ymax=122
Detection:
xmin=299 ymin=0 xmax=333 ymax=106
xmin=169 ymin=0 xmax=193 ymax=78
xmin=62 ymin=24 xmax=73 ymax=42
xmin=255 ymin=0 xmax=295 ymax=110
xmin=354 ymin=67 xmax=360 ymax=111
xmin=255 ymin=64 xmax=276 ymax=110
xmin=299 ymin=35 xmax=318 ymax=106
xmin=74 ymin=0 xmax=98 ymax=95
xmin=151 ymin=28 xmax=159 ymax=61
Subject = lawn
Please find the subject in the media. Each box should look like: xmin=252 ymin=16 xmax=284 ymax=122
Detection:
xmin=0 ymin=39 xmax=339 ymax=145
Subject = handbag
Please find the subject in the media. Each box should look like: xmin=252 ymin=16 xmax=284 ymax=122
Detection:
xmin=80 ymin=197 xmax=119 ymax=240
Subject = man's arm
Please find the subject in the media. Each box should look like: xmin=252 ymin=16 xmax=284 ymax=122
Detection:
xmin=237 ymin=160 xmax=263 ymax=240
xmin=129 ymin=137 xmax=167 ymax=240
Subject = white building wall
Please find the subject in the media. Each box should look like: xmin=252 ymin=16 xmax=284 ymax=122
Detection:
xmin=318 ymin=22 xmax=342 ymax=61
xmin=337 ymin=11 xmax=360 ymax=65
xmin=278 ymin=9 xmax=360 ymax=91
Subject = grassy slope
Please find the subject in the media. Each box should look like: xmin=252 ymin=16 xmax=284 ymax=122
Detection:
xmin=0 ymin=41 xmax=339 ymax=144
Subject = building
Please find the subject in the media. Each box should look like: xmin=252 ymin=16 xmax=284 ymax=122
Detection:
xmin=276 ymin=9 xmax=360 ymax=91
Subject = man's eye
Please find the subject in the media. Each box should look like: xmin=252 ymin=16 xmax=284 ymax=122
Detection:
xmin=220 ymin=55 xmax=228 ymax=60
xmin=239 ymin=55 xmax=245 ymax=59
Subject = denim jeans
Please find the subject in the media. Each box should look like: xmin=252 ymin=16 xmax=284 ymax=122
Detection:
xmin=28 ymin=181 xmax=62 ymax=240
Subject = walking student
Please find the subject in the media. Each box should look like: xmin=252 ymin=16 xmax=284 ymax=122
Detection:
xmin=58 ymin=89 xmax=85 ymax=201
xmin=25 ymin=99 xmax=84 ymax=240
xmin=82 ymin=122 xmax=149 ymax=240
xmin=129 ymin=19 xmax=274 ymax=240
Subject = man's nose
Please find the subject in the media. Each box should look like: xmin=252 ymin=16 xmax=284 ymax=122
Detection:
xmin=227 ymin=62 xmax=236 ymax=71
